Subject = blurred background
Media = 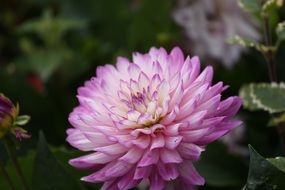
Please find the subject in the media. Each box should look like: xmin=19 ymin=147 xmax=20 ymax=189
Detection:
xmin=0 ymin=0 xmax=285 ymax=189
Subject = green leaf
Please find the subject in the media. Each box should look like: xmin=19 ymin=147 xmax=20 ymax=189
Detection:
xmin=245 ymin=145 xmax=285 ymax=190
xmin=251 ymin=83 xmax=285 ymax=113
xmin=194 ymin=142 xmax=247 ymax=187
xmin=268 ymin=113 xmax=285 ymax=126
xmin=262 ymin=0 xmax=278 ymax=14
xmin=276 ymin=22 xmax=285 ymax=41
xmin=240 ymin=83 xmax=285 ymax=113
xmin=14 ymin=115 xmax=31 ymax=126
xmin=18 ymin=9 xmax=87 ymax=46
xmin=0 ymin=151 xmax=35 ymax=190
xmin=20 ymin=49 xmax=64 ymax=81
xmin=239 ymin=85 xmax=260 ymax=111
xmin=268 ymin=157 xmax=285 ymax=173
xmin=238 ymin=0 xmax=262 ymax=13
xmin=32 ymin=132 xmax=82 ymax=190
xmin=227 ymin=35 xmax=264 ymax=52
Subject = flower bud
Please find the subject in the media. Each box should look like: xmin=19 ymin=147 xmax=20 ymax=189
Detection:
xmin=0 ymin=94 xmax=19 ymax=139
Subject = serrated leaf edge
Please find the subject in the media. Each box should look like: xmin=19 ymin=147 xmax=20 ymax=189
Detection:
xmin=239 ymin=85 xmax=257 ymax=111
xmin=262 ymin=0 xmax=277 ymax=13
xmin=250 ymin=83 xmax=285 ymax=113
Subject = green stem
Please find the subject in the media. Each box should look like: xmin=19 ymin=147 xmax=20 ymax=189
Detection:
xmin=263 ymin=14 xmax=278 ymax=82
xmin=4 ymin=137 xmax=29 ymax=190
xmin=0 ymin=157 xmax=16 ymax=190
xmin=262 ymin=14 xmax=285 ymax=153
xmin=263 ymin=15 xmax=277 ymax=82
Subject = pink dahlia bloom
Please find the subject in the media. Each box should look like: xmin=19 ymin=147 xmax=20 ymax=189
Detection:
xmin=67 ymin=47 xmax=242 ymax=190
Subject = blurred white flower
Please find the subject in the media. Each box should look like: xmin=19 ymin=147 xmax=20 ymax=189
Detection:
xmin=173 ymin=0 xmax=260 ymax=68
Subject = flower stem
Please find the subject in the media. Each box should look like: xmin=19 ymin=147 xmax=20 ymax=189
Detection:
xmin=0 ymin=157 xmax=16 ymax=190
xmin=262 ymin=14 xmax=285 ymax=153
xmin=262 ymin=14 xmax=278 ymax=82
xmin=4 ymin=137 xmax=29 ymax=190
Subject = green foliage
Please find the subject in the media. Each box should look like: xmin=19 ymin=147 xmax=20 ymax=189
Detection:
xmin=268 ymin=157 xmax=285 ymax=173
xmin=239 ymin=85 xmax=260 ymax=111
xmin=227 ymin=35 xmax=264 ymax=52
xmin=268 ymin=113 xmax=285 ymax=127
xmin=276 ymin=22 xmax=285 ymax=42
xmin=0 ymin=151 xmax=35 ymax=190
xmin=195 ymin=142 xmax=247 ymax=187
xmin=14 ymin=115 xmax=31 ymax=126
xmin=18 ymin=9 xmax=86 ymax=47
xmin=0 ymin=0 xmax=285 ymax=190
xmin=16 ymin=9 xmax=87 ymax=81
xmin=32 ymin=132 xmax=82 ymax=190
xmin=262 ymin=0 xmax=278 ymax=15
xmin=239 ymin=83 xmax=285 ymax=113
xmin=0 ymin=135 xmax=89 ymax=190
xmin=244 ymin=145 xmax=285 ymax=190
xmin=238 ymin=0 xmax=279 ymax=14
xmin=238 ymin=0 xmax=262 ymax=13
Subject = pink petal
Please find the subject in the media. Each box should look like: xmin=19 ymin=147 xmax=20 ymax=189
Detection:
xmin=149 ymin=170 xmax=166 ymax=190
xmin=105 ymin=161 xmax=133 ymax=178
xmin=117 ymin=169 xmax=141 ymax=190
xmin=157 ymin=163 xmax=179 ymax=181
xmin=217 ymin=96 xmax=242 ymax=117
xmin=128 ymin=64 xmax=141 ymax=80
xmin=160 ymin=106 xmax=179 ymax=125
xmin=132 ymin=135 xmax=151 ymax=149
xmin=164 ymin=123 xmax=185 ymax=136
xmin=178 ymin=143 xmax=204 ymax=160
xmin=150 ymin=134 xmax=165 ymax=150
xmin=100 ymin=179 xmax=118 ymax=190
xmin=134 ymin=165 xmax=152 ymax=179
xmin=119 ymin=148 xmax=144 ymax=164
xmin=66 ymin=129 xmax=94 ymax=151
xmin=165 ymin=136 xmax=183 ymax=149
xmin=195 ymin=66 xmax=213 ymax=83
xmin=138 ymin=150 xmax=159 ymax=167
xmin=170 ymin=46 xmax=184 ymax=65
xmin=178 ymin=161 xmax=205 ymax=185
xmin=95 ymin=144 xmax=128 ymax=155
xmin=181 ymin=127 xmax=210 ymax=143
xmin=69 ymin=152 xmax=115 ymax=168
xmin=168 ymin=81 xmax=184 ymax=111
xmin=160 ymin=149 xmax=183 ymax=164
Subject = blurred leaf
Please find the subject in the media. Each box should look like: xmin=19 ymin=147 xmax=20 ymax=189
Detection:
xmin=194 ymin=142 xmax=247 ymax=187
xmin=251 ymin=83 xmax=285 ymax=113
xmin=268 ymin=157 xmax=285 ymax=173
xmin=127 ymin=0 xmax=176 ymax=49
xmin=14 ymin=115 xmax=31 ymax=126
xmin=0 ymin=151 xmax=35 ymax=190
xmin=268 ymin=113 xmax=285 ymax=126
xmin=276 ymin=22 xmax=285 ymax=42
xmin=262 ymin=0 xmax=278 ymax=14
xmin=240 ymin=85 xmax=260 ymax=111
xmin=244 ymin=145 xmax=285 ymax=190
xmin=51 ymin=147 xmax=90 ymax=182
xmin=18 ymin=9 xmax=87 ymax=46
xmin=238 ymin=0 xmax=262 ymax=13
xmin=21 ymin=49 xmax=64 ymax=81
xmin=32 ymin=132 xmax=82 ymax=190
xmin=240 ymin=83 xmax=285 ymax=113
xmin=227 ymin=35 xmax=264 ymax=52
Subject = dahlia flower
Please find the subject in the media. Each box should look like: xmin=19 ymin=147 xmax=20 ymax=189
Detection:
xmin=173 ymin=0 xmax=260 ymax=67
xmin=67 ymin=47 xmax=242 ymax=190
